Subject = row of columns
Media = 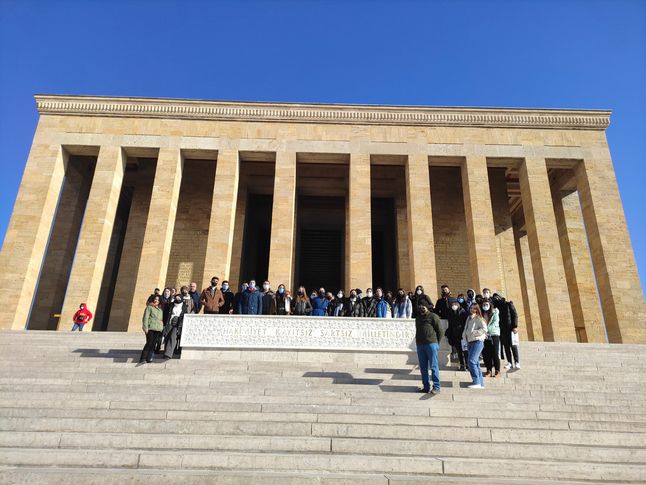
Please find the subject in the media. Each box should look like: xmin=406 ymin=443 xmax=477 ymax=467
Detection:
xmin=0 ymin=138 xmax=642 ymax=342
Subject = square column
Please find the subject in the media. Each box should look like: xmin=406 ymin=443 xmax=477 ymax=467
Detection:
xmin=552 ymin=190 xmax=607 ymax=343
xmin=59 ymin=146 xmax=125 ymax=330
xmin=201 ymin=150 xmax=240 ymax=288
xmin=514 ymin=228 xmax=541 ymax=340
xmin=126 ymin=147 xmax=183 ymax=331
xmin=345 ymin=153 xmax=372 ymax=291
xmin=228 ymin=187 xmax=247 ymax=290
xmin=405 ymin=153 xmax=437 ymax=293
xmin=575 ymin=152 xmax=645 ymax=343
xmin=461 ymin=155 xmax=502 ymax=292
xmin=518 ymin=157 xmax=576 ymax=341
xmin=268 ymin=151 xmax=297 ymax=290
xmin=0 ymin=130 xmax=67 ymax=330
xmin=395 ymin=195 xmax=411 ymax=289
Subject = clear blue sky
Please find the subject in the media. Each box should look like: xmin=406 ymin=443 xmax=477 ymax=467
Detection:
xmin=1 ymin=0 xmax=644 ymax=293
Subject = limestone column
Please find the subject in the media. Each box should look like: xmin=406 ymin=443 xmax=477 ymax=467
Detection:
xmin=268 ymin=151 xmax=297 ymax=290
xmin=461 ymin=155 xmax=502 ymax=292
xmin=59 ymin=146 xmax=126 ymax=330
xmin=518 ymin=157 xmax=576 ymax=341
xmin=405 ymin=153 xmax=437 ymax=292
xmin=514 ymin=229 xmax=539 ymax=340
xmin=489 ymin=168 xmax=526 ymax=332
xmin=575 ymin=150 xmax=645 ymax=343
xmin=201 ymin=149 xmax=239 ymax=288
xmin=0 ymin=128 xmax=67 ymax=330
xmin=552 ymin=190 xmax=607 ymax=343
xmin=228 ymin=187 xmax=247 ymax=289
xmin=345 ymin=153 xmax=372 ymax=290
xmin=126 ymin=146 xmax=183 ymax=331
xmin=395 ymin=194 xmax=411 ymax=289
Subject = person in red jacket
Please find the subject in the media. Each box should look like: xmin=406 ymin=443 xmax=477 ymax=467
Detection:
xmin=71 ymin=303 xmax=93 ymax=331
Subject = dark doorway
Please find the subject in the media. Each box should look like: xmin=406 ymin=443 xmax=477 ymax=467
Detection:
xmin=240 ymin=193 xmax=273 ymax=283
xmin=295 ymin=196 xmax=345 ymax=293
xmin=371 ymin=197 xmax=397 ymax=291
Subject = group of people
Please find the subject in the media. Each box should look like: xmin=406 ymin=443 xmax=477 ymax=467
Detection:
xmin=414 ymin=285 xmax=520 ymax=394
xmin=136 ymin=278 xmax=521 ymax=393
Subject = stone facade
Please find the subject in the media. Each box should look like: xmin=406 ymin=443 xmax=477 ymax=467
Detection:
xmin=0 ymin=94 xmax=643 ymax=343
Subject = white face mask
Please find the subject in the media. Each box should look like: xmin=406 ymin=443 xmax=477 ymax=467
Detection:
xmin=451 ymin=305 xmax=459 ymax=311
xmin=483 ymin=293 xmax=491 ymax=299
xmin=482 ymin=304 xmax=490 ymax=311
xmin=366 ymin=292 xmax=373 ymax=298
xmin=263 ymin=284 xmax=270 ymax=291
xmin=337 ymin=293 xmax=343 ymax=298
xmin=222 ymin=284 xmax=229 ymax=291
xmin=416 ymin=289 xmax=422 ymax=295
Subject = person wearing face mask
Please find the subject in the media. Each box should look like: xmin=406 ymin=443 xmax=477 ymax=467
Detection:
xmin=163 ymin=294 xmax=186 ymax=359
xmin=311 ymin=287 xmax=329 ymax=317
xmin=238 ymin=280 xmax=263 ymax=315
xmin=326 ymin=291 xmax=345 ymax=317
xmin=447 ymin=298 xmax=468 ymax=371
xmin=233 ymin=282 xmax=248 ymax=315
xmin=411 ymin=285 xmax=434 ymax=318
xmin=292 ymin=286 xmax=312 ymax=316
xmin=270 ymin=284 xmax=290 ymax=315
xmin=362 ymin=288 xmax=378 ymax=318
xmin=200 ymin=276 xmax=225 ymax=314
xmin=160 ymin=288 xmax=173 ymax=323
xmin=456 ymin=293 xmax=466 ymax=311
xmin=179 ymin=286 xmax=195 ymax=314
xmin=393 ymin=288 xmax=412 ymax=319
xmin=481 ymin=300 xmax=501 ymax=378
xmin=260 ymin=281 xmax=275 ymax=315
xmin=415 ymin=300 xmax=442 ymax=394
xmin=374 ymin=288 xmax=392 ymax=319
xmin=465 ymin=289 xmax=477 ymax=312
xmin=462 ymin=303 xmax=487 ymax=388
xmin=219 ymin=280 xmax=235 ymax=314
xmin=344 ymin=289 xmax=365 ymax=317
xmin=434 ymin=284 xmax=452 ymax=319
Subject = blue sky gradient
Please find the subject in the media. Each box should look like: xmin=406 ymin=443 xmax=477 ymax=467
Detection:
xmin=1 ymin=0 xmax=644 ymax=292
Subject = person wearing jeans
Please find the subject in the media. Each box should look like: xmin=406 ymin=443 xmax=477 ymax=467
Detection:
xmin=140 ymin=295 xmax=164 ymax=364
xmin=462 ymin=303 xmax=488 ymax=389
xmin=414 ymin=299 xmax=442 ymax=395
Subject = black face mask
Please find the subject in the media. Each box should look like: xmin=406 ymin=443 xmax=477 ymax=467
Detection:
xmin=319 ymin=292 xmax=325 ymax=297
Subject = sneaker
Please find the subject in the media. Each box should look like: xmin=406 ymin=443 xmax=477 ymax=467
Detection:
xmin=515 ymin=363 xmax=521 ymax=369
xmin=504 ymin=362 xmax=513 ymax=370
xmin=430 ymin=388 xmax=441 ymax=395
xmin=468 ymin=384 xmax=484 ymax=389
xmin=417 ymin=387 xmax=430 ymax=393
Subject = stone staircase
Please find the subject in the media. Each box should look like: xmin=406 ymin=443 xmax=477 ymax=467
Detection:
xmin=0 ymin=330 xmax=644 ymax=484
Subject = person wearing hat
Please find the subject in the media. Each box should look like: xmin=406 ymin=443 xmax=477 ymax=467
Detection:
xmin=414 ymin=299 xmax=442 ymax=395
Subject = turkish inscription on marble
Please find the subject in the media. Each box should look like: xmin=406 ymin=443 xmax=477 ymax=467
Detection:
xmin=182 ymin=314 xmax=416 ymax=351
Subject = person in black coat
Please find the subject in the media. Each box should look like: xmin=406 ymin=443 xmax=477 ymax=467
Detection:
xmin=233 ymin=282 xmax=248 ymax=315
xmin=344 ymin=289 xmax=365 ymax=317
xmin=219 ymin=280 xmax=235 ymax=314
xmin=492 ymin=293 xmax=520 ymax=369
xmin=163 ymin=295 xmax=187 ymax=359
xmin=434 ymin=284 xmax=452 ymax=319
xmin=446 ymin=298 xmax=468 ymax=371
xmin=411 ymin=285 xmax=434 ymax=318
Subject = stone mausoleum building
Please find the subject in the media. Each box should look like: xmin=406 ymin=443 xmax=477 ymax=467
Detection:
xmin=0 ymin=95 xmax=643 ymax=343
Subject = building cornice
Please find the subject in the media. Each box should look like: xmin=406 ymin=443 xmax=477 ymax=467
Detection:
xmin=34 ymin=94 xmax=611 ymax=130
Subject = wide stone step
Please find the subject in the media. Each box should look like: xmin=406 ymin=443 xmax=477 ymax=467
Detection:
xmin=0 ymin=448 xmax=644 ymax=482
xmin=3 ymin=430 xmax=645 ymax=464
